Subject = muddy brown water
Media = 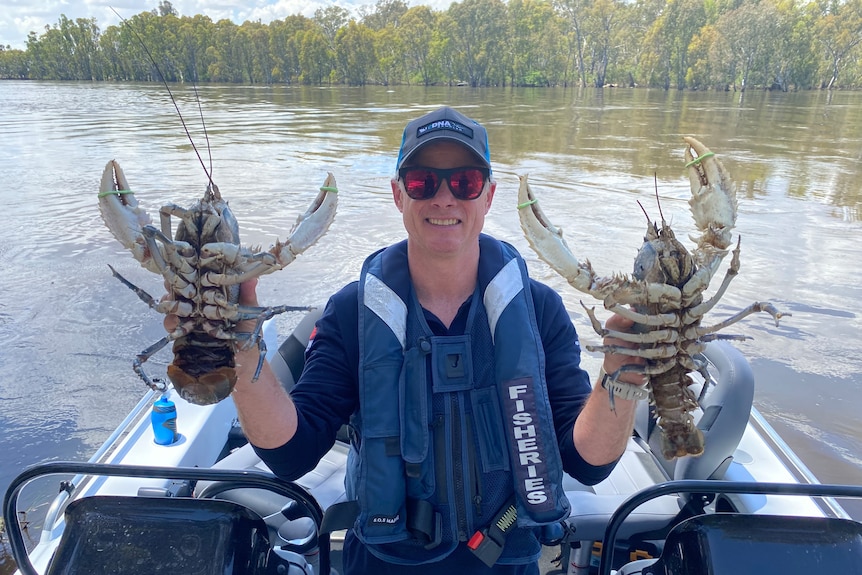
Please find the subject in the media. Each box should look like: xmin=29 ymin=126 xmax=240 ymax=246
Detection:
xmin=1 ymin=83 xmax=860 ymax=571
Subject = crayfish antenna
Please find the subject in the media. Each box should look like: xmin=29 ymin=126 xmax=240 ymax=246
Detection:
xmin=654 ymin=173 xmax=666 ymax=224
xmin=111 ymin=7 xmax=215 ymax=190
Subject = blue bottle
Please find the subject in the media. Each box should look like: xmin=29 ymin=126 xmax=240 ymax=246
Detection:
xmin=151 ymin=395 xmax=178 ymax=445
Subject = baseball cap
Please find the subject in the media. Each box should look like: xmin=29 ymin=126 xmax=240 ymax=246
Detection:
xmin=396 ymin=106 xmax=491 ymax=172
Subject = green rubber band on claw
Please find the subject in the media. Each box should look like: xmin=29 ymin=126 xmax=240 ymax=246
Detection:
xmin=320 ymin=186 xmax=338 ymax=193
xmin=684 ymin=151 xmax=715 ymax=168
xmin=517 ymin=199 xmax=537 ymax=209
xmin=97 ymin=189 xmax=135 ymax=198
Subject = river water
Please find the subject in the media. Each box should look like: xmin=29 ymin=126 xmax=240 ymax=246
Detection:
xmin=1 ymin=82 xmax=860 ymax=534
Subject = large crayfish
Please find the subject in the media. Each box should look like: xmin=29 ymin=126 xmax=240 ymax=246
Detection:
xmin=518 ymin=137 xmax=786 ymax=459
xmin=99 ymin=162 xmax=337 ymax=405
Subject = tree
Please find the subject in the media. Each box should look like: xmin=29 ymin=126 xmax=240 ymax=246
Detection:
xmin=270 ymin=15 xmax=314 ymax=83
xmin=507 ymin=0 xmax=562 ymax=86
xmin=555 ymin=0 xmax=589 ymax=86
xmin=398 ymin=6 xmax=441 ymax=85
xmin=444 ymin=0 xmax=508 ymax=86
xmin=713 ymin=0 xmax=782 ymax=90
xmin=298 ymin=27 xmax=333 ymax=84
xmin=361 ymin=0 xmax=410 ymax=29
xmin=641 ymin=0 xmax=706 ymax=89
xmin=334 ymin=21 xmax=377 ymax=85
xmin=814 ymin=0 xmax=862 ymax=88
xmin=583 ymin=0 xmax=625 ymax=87
xmin=0 ymin=46 xmax=28 ymax=79
xmin=314 ymin=5 xmax=350 ymax=49
xmin=157 ymin=1 xmax=178 ymax=17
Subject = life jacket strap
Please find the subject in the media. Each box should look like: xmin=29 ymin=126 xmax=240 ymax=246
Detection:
xmin=407 ymin=498 xmax=443 ymax=549
xmin=319 ymin=498 xmax=443 ymax=549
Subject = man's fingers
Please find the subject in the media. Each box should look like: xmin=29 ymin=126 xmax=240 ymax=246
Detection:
xmin=602 ymin=312 xmax=647 ymax=384
xmin=605 ymin=312 xmax=635 ymax=332
xmin=239 ymin=278 xmax=260 ymax=307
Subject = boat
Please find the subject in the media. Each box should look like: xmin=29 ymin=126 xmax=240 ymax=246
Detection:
xmin=5 ymin=311 xmax=862 ymax=575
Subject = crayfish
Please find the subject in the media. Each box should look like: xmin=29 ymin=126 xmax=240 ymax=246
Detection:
xmin=99 ymin=162 xmax=337 ymax=405
xmin=518 ymin=137 xmax=786 ymax=459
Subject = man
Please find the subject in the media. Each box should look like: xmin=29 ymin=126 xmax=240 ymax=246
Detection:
xmin=229 ymin=107 xmax=645 ymax=573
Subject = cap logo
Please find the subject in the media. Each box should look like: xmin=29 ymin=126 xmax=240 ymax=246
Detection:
xmin=417 ymin=119 xmax=474 ymax=140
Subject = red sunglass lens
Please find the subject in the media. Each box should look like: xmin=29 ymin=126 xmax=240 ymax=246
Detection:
xmin=450 ymin=169 xmax=485 ymax=200
xmin=403 ymin=170 xmax=440 ymax=200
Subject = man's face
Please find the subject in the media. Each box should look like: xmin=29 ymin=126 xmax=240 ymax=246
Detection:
xmin=392 ymin=140 xmax=496 ymax=258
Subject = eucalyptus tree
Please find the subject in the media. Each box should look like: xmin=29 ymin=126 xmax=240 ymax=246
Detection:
xmin=506 ymin=0 xmax=561 ymax=86
xmin=684 ymin=23 xmax=719 ymax=88
xmin=641 ymin=0 xmax=706 ymax=89
xmin=298 ymin=27 xmax=335 ymax=84
xmin=582 ymin=0 xmax=626 ymax=87
xmin=361 ymin=0 xmax=410 ymax=29
xmin=814 ymin=0 xmax=862 ymax=88
xmin=314 ymin=5 xmax=351 ymax=50
xmin=24 ymin=15 xmax=102 ymax=80
xmin=175 ymin=15 xmax=216 ymax=83
xmin=554 ymin=0 xmax=588 ymax=86
xmin=157 ymin=0 xmax=178 ymax=17
xmin=361 ymin=0 xmax=410 ymax=84
xmin=100 ymin=12 xmax=155 ymax=81
xmin=335 ymin=20 xmax=377 ymax=85
xmin=768 ymin=0 xmax=816 ymax=90
xmin=712 ymin=0 xmax=782 ymax=90
xmin=270 ymin=15 xmax=314 ymax=84
xmin=237 ymin=21 xmax=274 ymax=83
xmin=445 ymin=0 xmax=508 ymax=86
xmin=205 ymin=19 xmax=243 ymax=83
xmin=373 ymin=24 xmax=406 ymax=85
xmin=398 ymin=6 xmax=441 ymax=85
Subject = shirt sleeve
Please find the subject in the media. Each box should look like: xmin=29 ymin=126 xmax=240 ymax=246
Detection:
xmin=252 ymin=282 xmax=360 ymax=480
xmin=531 ymin=280 xmax=618 ymax=485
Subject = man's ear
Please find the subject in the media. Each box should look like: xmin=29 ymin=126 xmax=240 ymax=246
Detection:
xmin=392 ymin=178 xmax=405 ymax=212
xmin=484 ymin=180 xmax=496 ymax=213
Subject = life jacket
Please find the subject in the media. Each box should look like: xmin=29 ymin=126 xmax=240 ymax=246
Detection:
xmin=348 ymin=234 xmax=570 ymax=565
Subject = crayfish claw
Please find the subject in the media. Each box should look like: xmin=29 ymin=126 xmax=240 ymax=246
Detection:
xmin=98 ymin=160 xmax=160 ymax=273
xmin=683 ymin=137 xmax=738 ymax=254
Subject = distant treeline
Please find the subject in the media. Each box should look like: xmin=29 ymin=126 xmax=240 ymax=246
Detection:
xmin=1 ymin=0 xmax=861 ymax=90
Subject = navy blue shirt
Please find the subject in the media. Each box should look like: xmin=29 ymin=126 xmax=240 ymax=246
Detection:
xmin=254 ymin=277 xmax=617 ymax=572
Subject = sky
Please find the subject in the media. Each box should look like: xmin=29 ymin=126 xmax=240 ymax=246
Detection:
xmin=0 ymin=0 xmax=444 ymax=51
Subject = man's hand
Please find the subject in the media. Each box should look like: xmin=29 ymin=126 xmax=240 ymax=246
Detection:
xmin=573 ymin=311 xmax=647 ymax=465
xmin=601 ymin=312 xmax=647 ymax=387
xmin=236 ymin=278 xmax=260 ymax=333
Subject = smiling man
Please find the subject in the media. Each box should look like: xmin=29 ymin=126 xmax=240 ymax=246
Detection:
xmin=229 ymin=106 xmax=646 ymax=574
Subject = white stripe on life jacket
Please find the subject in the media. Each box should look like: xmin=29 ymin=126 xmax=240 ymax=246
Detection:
xmin=364 ymin=272 xmax=408 ymax=349
xmin=484 ymin=258 xmax=524 ymax=344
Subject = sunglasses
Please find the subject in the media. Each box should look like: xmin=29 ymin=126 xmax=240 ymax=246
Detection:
xmin=398 ymin=166 xmax=490 ymax=201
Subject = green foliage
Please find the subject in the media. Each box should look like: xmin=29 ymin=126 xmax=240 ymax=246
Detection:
xmin=5 ymin=0 xmax=862 ymax=89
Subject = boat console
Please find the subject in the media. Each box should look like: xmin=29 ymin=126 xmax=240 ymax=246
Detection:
xmin=44 ymin=496 xmax=272 ymax=575
xmin=618 ymin=513 xmax=862 ymax=575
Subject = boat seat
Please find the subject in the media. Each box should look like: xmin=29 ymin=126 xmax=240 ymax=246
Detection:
xmin=269 ymin=307 xmax=323 ymax=394
xmin=195 ymin=440 xmax=350 ymax=515
xmin=562 ymin=341 xmax=755 ymax=546
xmin=563 ymin=439 xmax=683 ymax=543
xmin=635 ymin=341 xmax=755 ymax=482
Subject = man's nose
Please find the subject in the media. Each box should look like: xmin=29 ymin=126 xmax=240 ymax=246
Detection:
xmin=432 ymin=178 xmax=457 ymax=204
